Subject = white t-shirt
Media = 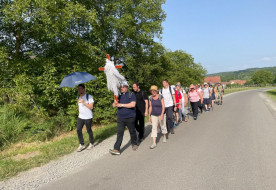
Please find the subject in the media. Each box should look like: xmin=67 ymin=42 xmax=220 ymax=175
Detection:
xmin=203 ymin=88 xmax=210 ymax=99
xmin=160 ymin=86 xmax=175 ymax=108
xmin=197 ymin=88 xmax=202 ymax=100
xmin=78 ymin=94 xmax=94 ymax=119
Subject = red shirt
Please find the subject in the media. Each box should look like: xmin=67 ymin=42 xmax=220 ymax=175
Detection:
xmin=174 ymin=90 xmax=182 ymax=108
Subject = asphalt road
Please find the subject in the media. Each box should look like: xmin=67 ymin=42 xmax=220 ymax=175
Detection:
xmin=40 ymin=89 xmax=276 ymax=190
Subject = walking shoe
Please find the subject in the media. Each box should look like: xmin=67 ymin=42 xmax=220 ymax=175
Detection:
xmin=171 ymin=128 xmax=175 ymax=134
xmin=109 ymin=149 xmax=121 ymax=155
xmin=193 ymin=116 xmax=197 ymax=120
xmin=163 ymin=137 xmax=167 ymax=143
xmin=86 ymin=143 xmax=94 ymax=150
xmin=76 ymin=144 xmax=86 ymax=152
xmin=132 ymin=145 xmax=138 ymax=151
xmin=150 ymin=143 xmax=157 ymax=149
xmin=184 ymin=116 xmax=188 ymax=122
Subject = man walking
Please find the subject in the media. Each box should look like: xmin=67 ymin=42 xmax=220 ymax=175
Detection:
xmin=76 ymin=84 xmax=95 ymax=152
xmin=160 ymin=79 xmax=177 ymax=134
xmin=110 ymin=81 xmax=138 ymax=155
xmin=132 ymin=82 xmax=148 ymax=142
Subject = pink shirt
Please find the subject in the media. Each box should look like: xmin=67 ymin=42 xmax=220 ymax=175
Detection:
xmin=188 ymin=90 xmax=199 ymax=102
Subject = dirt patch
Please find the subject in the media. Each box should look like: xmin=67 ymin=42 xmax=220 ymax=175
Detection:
xmin=11 ymin=151 xmax=41 ymax=161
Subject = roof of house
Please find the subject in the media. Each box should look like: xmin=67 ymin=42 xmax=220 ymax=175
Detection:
xmin=229 ymin=80 xmax=247 ymax=84
xmin=204 ymin=76 xmax=221 ymax=84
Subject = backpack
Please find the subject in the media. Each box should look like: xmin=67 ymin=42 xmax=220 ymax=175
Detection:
xmin=77 ymin=94 xmax=90 ymax=103
xmin=160 ymin=86 xmax=173 ymax=101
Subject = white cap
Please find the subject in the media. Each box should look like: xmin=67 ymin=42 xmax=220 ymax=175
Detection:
xmin=120 ymin=81 xmax=129 ymax=87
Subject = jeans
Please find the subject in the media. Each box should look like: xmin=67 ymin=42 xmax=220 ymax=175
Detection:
xmin=165 ymin=106 xmax=174 ymax=132
xmin=114 ymin=117 xmax=137 ymax=151
xmin=77 ymin=118 xmax=94 ymax=145
xmin=135 ymin=111 xmax=145 ymax=140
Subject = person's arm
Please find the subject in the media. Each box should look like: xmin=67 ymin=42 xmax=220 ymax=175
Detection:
xmin=198 ymin=92 xmax=203 ymax=104
xmin=79 ymin=96 xmax=93 ymax=110
xmin=144 ymin=99 xmax=148 ymax=116
xmin=117 ymin=101 xmax=136 ymax=108
xmin=148 ymin=101 xmax=152 ymax=122
xmin=160 ymin=98 xmax=165 ymax=121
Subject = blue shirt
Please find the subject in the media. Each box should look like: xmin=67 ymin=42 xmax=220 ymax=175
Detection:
xmin=117 ymin=91 xmax=136 ymax=118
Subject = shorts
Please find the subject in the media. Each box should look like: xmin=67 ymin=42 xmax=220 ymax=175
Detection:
xmin=203 ymin=98 xmax=210 ymax=105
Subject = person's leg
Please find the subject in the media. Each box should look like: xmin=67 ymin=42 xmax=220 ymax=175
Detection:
xmin=165 ymin=107 xmax=170 ymax=132
xmin=76 ymin=118 xmax=85 ymax=145
xmin=178 ymin=108 xmax=182 ymax=122
xmin=84 ymin=119 xmax=94 ymax=144
xmin=137 ymin=111 xmax=145 ymax=140
xmin=204 ymin=99 xmax=208 ymax=110
xmin=114 ymin=118 xmax=125 ymax=151
xmin=125 ymin=117 xmax=138 ymax=146
xmin=151 ymin=115 xmax=158 ymax=144
xmin=166 ymin=106 xmax=174 ymax=133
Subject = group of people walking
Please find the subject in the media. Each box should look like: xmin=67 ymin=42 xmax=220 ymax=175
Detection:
xmin=75 ymin=80 xmax=224 ymax=155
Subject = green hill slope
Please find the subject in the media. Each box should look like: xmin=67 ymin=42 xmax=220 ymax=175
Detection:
xmin=207 ymin=67 xmax=276 ymax=82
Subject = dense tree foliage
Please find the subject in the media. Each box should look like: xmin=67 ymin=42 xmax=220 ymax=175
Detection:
xmin=251 ymin=70 xmax=275 ymax=85
xmin=0 ymin=0 xmax=206 ymax=128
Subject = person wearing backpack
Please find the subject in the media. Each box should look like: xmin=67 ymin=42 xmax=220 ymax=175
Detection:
xmin=132 ymin=82 xmax=149 ymax=142
xmin=109 ymin=81 xmax=138 ymax=155
xmin=160 ymin=79 xmax=177 ymax=134
xmin=148 ymin=85 xmax=167 ymax=149
xmin=76 ymin=84 xmax=95 ymax=152
xmin=202 ymin=83 xmax=211 ymax=111
xmin=174 ymin=83 xmax=182 ymax=126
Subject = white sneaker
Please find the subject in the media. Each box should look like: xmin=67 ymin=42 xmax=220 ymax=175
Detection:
xmin=77 ymin=144 xmax=86 ymax=152
xmin=150 ymin=143 xmax=157 ymax=149
xmin=86 ymin=143 xmax=94 ymax=150
xmin=163 ymin=138 xmax=167 ymax=143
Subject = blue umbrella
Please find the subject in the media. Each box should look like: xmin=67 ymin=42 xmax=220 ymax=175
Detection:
xmin=60 ymin=72 xmax=96 ymax=88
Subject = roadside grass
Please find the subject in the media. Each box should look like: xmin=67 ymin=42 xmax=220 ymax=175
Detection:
xmin=224 ymin=87 xmax=262 ymax=95
xmin=266 ymin=89 xmax=276 ymax=102
xmin=0 ymin=123 xmax=117 ymax=181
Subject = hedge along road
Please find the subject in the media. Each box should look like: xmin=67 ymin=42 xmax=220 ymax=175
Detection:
xmin=2 ymin=88 xmax=276 ymax=190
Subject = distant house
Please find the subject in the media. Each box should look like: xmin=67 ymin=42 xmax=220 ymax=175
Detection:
xmin=228 ymin=80 xmax=247 ymax=85
xmin=204 ymin=76 xmax=221 ymax=84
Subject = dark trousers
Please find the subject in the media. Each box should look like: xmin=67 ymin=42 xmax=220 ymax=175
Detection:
xmin=190 ymin=102 xmax=199 ymax=117
xmin=77 ymin=118 xmax=94 ymax=145
xmin=114 ymin=117 xmax=137 ymax=151
xmin=198 ymin=100 xmax=203 ymax=112
xmin=135 ymin=111 xmax=145 ymax=140
xmin=165 ymin=106 xmax=174 ymax=132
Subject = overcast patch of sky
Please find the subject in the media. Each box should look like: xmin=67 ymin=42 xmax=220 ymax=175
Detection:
xmin=159 ymin=0 xmax=276 ymax=74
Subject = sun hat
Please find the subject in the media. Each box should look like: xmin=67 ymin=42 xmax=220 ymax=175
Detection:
xmin=150 ymin=85 xmax=158 ymax=92
xmin=189 ymin=84 xmax=195 ymax=89
xmin=176 ymin=82 xmax=181 ymax=87
xmin=120 ymin=81 xmax=129 ymax=87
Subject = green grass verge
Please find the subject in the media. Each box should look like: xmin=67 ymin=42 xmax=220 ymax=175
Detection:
xmin=224 ymin=87 xmax=262 ymax=95
xmin=266 ymin=89 xmax=276 ymax=102
xmin=0 ymin=123 xmax=117 ymax=181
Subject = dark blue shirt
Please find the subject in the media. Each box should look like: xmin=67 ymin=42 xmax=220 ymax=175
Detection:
xmin=117 ymin=91 xmax=136 ymax=118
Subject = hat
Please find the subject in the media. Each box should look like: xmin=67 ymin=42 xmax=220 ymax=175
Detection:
xmin=150 ymin=85 xmax=158 ymax=92
xmin=189 ymin=84 xmax=195 ymax=89
xmin=120 ymin=81 xmax=129 ymax=87
xmin=176 ymin=82 xmax=181 ymax=87
xmin=204 ymin=82 xmax=208 ymax=86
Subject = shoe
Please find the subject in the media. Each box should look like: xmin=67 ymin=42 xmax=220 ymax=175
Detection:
xmin=132 ymin=145 xmax=138 ymax=151
xmin=171 ymin=128 xmax=175 ymax=134
xmin=174 ymin=123 xmax=177 ymax=128
xmin=86 ymin=143 xmax=94 ymax=150
xmin=109 ymin=149 xmax=121 ymax=155
xmin=163 ymin=138 xmax=167 ymax=143
xmin=193 ymin=117 xmax=197 ymax=120
xmin=184 ymin=116 xmax=188 ymax=122
xmin=76 ymin=144 xmax=86 ymax=152
xmin=150 ymin=143 xmax=157 ymax=149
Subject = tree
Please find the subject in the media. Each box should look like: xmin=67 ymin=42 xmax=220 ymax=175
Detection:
xmin=251 ymin=70 xmax=274 ymax=85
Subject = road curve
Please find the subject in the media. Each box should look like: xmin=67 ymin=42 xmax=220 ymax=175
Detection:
xmin=38 ymin=89 xmax=276 ymax=190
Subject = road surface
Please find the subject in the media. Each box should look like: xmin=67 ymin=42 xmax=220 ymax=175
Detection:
xmin=40 ymin=89 xmax=276 ymax=190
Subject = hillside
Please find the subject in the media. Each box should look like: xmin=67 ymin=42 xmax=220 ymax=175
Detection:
xmin=207 ymin=67 xmax=276 ymax=82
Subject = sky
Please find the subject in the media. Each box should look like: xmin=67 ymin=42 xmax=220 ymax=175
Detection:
xmin=160 ymin=0 xmax=276 ymax=74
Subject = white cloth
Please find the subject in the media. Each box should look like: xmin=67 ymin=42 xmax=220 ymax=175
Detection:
xmin=104 ymin=59 xmax=126 ymax=97
xmin=78 ymin=94 xmax=94 ymax=119
xmin=203 ymin=88 xmax=210 ymax=99
xmin=160 ymin=86 xmax=175 ymax=108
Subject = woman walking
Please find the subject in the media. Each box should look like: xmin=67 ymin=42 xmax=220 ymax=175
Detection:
xmin=148 ymin=85 xmax=167 ymax=149
xmin=188 ymin=84 xmax=202 ymax=120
